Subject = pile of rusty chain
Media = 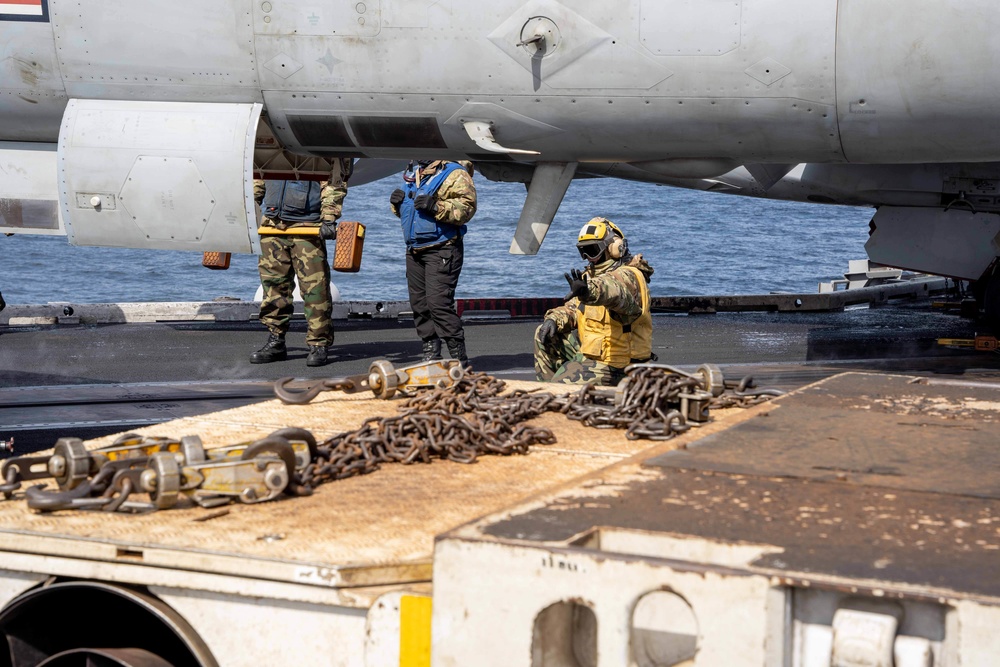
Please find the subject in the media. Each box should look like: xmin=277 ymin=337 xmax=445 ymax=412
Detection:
xmin=556 ymin=366 xmax=783 ymax=441
xmin=300 ymin=373 xmax=560 ymax=487
xmin=298 ymin=365 xmax=784 ymax=487
xmin=560 ymin=367 xmax=699 ymax=440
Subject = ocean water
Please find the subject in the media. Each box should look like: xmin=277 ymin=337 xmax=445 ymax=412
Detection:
xmin=0 ymin=176 xmax=874 ymax=304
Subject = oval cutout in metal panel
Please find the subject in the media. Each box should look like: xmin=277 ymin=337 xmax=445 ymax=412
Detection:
xmin=631 ymin=591 xmax=699 ymax=667
xmin=531 ymin=600 xmax=597 ymax=667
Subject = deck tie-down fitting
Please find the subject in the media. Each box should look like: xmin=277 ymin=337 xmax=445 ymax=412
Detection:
xmin=4 ymin=428 xmax=317 ymax=512
xmin=273 ymin=359 xmax=466 ymax=404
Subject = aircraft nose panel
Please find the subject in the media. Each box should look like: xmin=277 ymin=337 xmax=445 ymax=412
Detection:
xmin=57 ymin=99 xmax=262 ymax=254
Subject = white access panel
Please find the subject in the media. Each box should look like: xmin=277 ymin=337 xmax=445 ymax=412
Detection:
xmin=837 ymin=0 xmax=1000 ymax=162
xmin=57 ymin=100 xmax=262 ymax=253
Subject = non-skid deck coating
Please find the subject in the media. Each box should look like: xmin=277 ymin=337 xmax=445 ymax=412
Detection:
xmin=0 ymin=380 xmax=758 ymax=592
xmin=475 ymin=372 xmax=1000 ymax=602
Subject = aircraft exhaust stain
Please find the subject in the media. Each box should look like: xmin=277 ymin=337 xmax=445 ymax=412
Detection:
xmin=12 ymin=57 xmax=40 ymax=87
xmin=17 ymin=95 xmax=38 ymax=105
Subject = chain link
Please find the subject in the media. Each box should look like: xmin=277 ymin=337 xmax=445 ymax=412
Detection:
xmin=711 ymin=376 xmax=786 ymax=409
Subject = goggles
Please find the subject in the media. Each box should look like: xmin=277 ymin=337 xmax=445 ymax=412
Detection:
xmin=577 ymin=241 xmax=606 ymax=261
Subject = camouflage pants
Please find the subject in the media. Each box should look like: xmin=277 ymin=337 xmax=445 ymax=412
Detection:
xmin=257 ymin=235 xmax=333 ymax=346
xmin=533 ymin=325 xmax=625 ymax=386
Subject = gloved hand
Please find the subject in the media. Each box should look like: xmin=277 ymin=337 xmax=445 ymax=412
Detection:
xmin=389 ymin=189 xmax=405 ymax=206
xmin=563 ymin=268 xmax=589 ymax=302
xmin=413 ymin=194 xmax=438 ymax=213
xmin=538 ymin=319 xmax=558 ymax=345
xmin=319 ymin=220 xmax=337 ymax=240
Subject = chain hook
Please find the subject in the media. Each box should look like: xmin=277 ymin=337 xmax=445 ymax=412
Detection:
xmin=272 ymin=377 xmax=332 ymax=405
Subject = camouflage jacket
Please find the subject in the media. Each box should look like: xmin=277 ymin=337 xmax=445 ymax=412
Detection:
xmin=544 ymin=255 xmax=655 ymax=333
xmin=254 ymin=158 xmax=351 ymax=229
xmin=390 ymin=160 xmax=477 ymax=226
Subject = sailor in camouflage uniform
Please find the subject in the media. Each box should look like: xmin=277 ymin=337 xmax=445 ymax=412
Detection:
xmin=250 ymin=158 xmax=352 ymax=367
xmin=389 ymin=160 xmax=477 ymax=367
xmin=535 ymin=218 xmax=655 ymax=386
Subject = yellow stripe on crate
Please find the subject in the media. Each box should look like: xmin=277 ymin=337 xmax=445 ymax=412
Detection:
xmin=400 ymin=595 xmax=432 ymax=667
xmin=256 ymin=227 xmax=320 ymax=236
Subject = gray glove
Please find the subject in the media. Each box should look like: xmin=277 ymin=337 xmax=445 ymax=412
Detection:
xmin=389 ymin=189 xmax=405 ymax=206
xmin=538 ymin=319 xmax=558 ymax=345
xmin=319 ymin=221 xmax=337 ymax=240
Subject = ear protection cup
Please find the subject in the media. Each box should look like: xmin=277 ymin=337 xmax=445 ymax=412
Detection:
xmin=608 ymin=237 xmax=623 ymax=259
xmin=608 ymin=235 xmax=628 ymax=259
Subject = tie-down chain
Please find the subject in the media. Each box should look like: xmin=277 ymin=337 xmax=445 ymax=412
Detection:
xmin=1 ymin=364 xmax=781 ymax=513
xmin=297 ymin=364 xmax=783 ymax=485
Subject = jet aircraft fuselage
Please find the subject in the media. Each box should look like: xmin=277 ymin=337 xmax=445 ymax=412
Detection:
xmin=2 ymin=0 xmax=1000 ymax=319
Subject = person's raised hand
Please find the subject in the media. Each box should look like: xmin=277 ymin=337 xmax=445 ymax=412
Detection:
xmin=563 ymin=268 xmax=589 ymax=302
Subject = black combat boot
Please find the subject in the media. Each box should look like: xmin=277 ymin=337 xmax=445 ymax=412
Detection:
xmin=420 ymin=338 xmax=443 ymax=362
xmin=306 ymin=345 xmax=329 ymax=367
xmin=250 ymin=333 xmax=287 ymax=364
xmin=445 ymin=338 xmax=470 ymax=369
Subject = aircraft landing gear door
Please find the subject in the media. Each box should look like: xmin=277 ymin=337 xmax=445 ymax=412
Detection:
xmin=57 ymin=100 xmax=262 ymax=253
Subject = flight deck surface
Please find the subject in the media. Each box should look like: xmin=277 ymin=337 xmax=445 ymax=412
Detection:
xmin=2 ymin=298 xmax=998 ymax=451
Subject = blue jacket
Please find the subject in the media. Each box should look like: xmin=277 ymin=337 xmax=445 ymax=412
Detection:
xmin=399 ymin=162 xmax=465 ymax=250
xmin=261 ymin=180 xmax=323 ymax=224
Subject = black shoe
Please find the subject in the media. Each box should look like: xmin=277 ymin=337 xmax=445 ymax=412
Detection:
xmin=420 ymin=338 xmax=443 ymax=362
xmin=250 ymin=333 xmax=287 ymax=364
xmin=306 ymin=345 xmax=329 ymax=367
xmin=444 ymin=338 xmax=471 ymax=369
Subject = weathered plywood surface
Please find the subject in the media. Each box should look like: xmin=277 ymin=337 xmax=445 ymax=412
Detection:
xmin=0 ymin=380 xmax=753 ymax=587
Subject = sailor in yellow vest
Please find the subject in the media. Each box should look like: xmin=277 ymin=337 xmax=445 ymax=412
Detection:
xmin=534 ymin=218 xmax=655 ymax=385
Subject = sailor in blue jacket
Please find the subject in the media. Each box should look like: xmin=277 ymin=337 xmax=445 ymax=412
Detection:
xmin=390 ymin=160 xmax=477 ymax=366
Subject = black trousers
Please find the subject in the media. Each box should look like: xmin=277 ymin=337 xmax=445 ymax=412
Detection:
xmin=405 ymin=238 xmax=465 ymax=342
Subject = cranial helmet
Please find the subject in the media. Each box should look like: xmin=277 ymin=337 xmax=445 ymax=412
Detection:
xmin=576 ymin=217 xmax=628 ymax=263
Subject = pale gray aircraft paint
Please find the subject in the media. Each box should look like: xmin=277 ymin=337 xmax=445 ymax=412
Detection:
xmin=1 ymin=0 xmax=999 ymax=319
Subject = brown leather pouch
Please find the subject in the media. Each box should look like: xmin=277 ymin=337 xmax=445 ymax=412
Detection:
xmin=333 ymin=221 xmax=365 ymax=272
xmin=202 ymin=252 xmax=231 ymax=270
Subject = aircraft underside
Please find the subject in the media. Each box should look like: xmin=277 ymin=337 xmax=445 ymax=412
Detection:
xmin=0 ymin=0 xmax=998 ymax=323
